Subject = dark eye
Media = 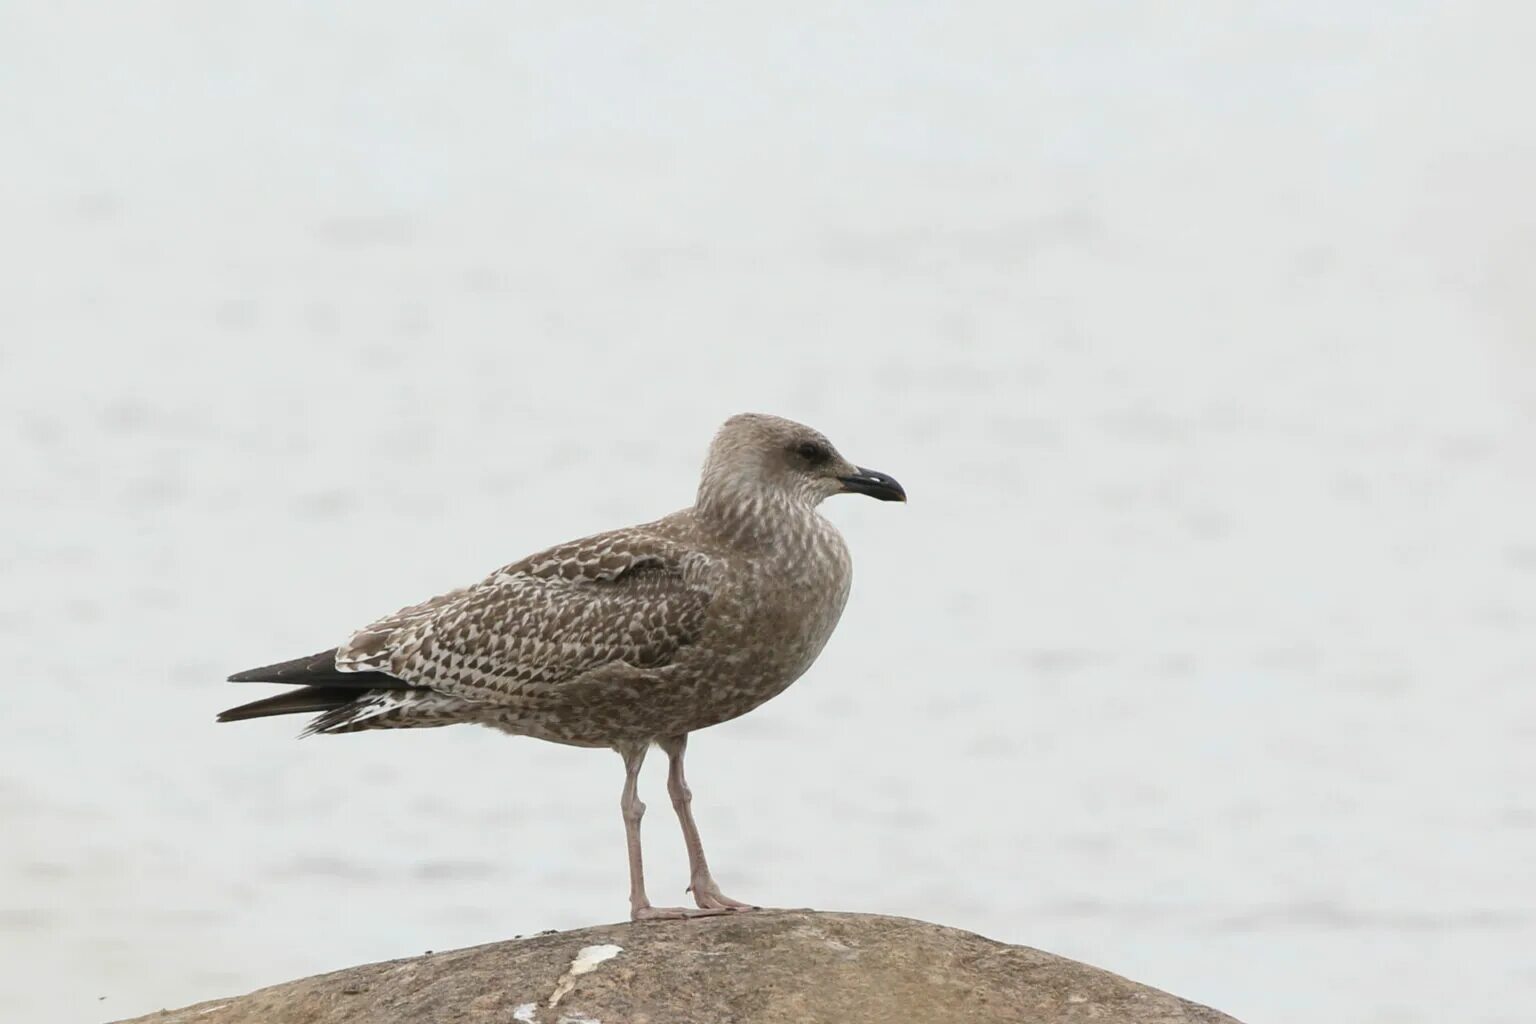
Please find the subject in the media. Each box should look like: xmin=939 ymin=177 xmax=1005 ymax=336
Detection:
xmin=794 ymin=441 xmax=829 ymax=465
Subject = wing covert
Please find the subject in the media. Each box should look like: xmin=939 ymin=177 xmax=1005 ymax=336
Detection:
xmin=336 ymin=538 xmax=715 ymax=702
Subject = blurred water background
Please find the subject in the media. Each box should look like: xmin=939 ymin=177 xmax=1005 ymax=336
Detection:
xmin=4 ymin=4 xmax=1535 ymax=1022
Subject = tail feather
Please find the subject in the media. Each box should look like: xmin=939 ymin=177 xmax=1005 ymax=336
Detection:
xmin=216 ymin=685 xmax=358 ymax=723
xmin=222 ymin=647 xmax=417 ymax=725
xmin=303 ymin=689 xmax=461 ymax=736
xmin=227 ymin=648 xmax=409 ymax=688
xmin=220 ymin=648 xmax=449 ymax=733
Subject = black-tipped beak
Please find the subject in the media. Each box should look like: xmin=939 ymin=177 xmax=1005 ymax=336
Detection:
xmin=838 ymin=466 xmax=906 ymax=502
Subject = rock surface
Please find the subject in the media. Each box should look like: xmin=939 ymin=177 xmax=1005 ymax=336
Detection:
xmin=113 ymin=911 xmax=1242 ymax=1024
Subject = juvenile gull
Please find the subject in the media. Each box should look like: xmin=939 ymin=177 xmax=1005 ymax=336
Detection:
xmin=219 ymin=413 xmax=905 ymax=920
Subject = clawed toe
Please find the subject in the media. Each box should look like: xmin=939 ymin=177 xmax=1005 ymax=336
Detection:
xmin=690 ymin=884 xmax=759 ymax=912
xmin=632 ymin=904 xmax=739 ymax=921
xmin=698 ymin=898 xmax=756 ymax=911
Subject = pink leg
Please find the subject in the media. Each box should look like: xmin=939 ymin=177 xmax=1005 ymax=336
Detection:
xmin=659 ymin=735 xmax=758 ymax=912
xmin=617 ymin=743 xmax=736 ymax=921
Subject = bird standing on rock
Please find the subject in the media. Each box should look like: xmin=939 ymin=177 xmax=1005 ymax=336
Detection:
xmin=219 ymin=413 xmax=906 ymax=920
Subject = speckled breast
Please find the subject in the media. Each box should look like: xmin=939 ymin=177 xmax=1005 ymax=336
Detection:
xmin=678 ymin=515 xmax=853 ymax=733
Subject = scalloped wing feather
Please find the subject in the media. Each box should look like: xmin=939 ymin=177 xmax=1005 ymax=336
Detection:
xmin=335 ymin=530 xmax=716 ymax=703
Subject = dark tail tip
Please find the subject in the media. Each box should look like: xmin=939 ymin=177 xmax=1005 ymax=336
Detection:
xmin=217 ymin=685 xmax=358 ymax=723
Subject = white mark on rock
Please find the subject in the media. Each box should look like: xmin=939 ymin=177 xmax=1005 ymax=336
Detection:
xmin=547 ymin=943 xmax=623 ymax=1008
xmin=513 ymin=1001 xmax=540 ymax=1023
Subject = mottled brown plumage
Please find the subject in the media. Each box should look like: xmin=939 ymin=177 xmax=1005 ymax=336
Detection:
xmin=220 ymin=413 xmax=904 ymax=919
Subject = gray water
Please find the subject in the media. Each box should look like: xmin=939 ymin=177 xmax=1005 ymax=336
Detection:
xmin=4 ymin=4 xmax=1535 ymax=1022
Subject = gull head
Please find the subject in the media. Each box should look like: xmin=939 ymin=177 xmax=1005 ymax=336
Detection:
xmin=698 ymin=413 xmax=906 ymax=513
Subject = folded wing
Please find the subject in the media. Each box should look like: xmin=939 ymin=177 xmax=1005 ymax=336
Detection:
xmin=336 ymin=536 xmax=717 ymax=704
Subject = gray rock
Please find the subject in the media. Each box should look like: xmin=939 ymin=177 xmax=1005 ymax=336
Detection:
xmin=112 ymin=911 xmax=1242 ymax=1024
